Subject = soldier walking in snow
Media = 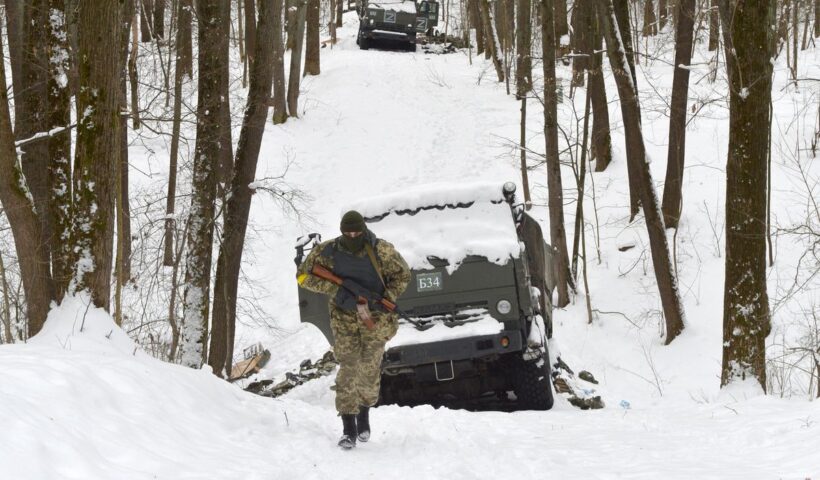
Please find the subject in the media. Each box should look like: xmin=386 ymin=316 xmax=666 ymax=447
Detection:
xmin=297 ymin=210 xmax=410 ymax=449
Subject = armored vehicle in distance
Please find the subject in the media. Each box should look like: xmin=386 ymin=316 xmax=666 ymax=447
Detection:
xmin=356 ymin=0 xmax=439 ymax=51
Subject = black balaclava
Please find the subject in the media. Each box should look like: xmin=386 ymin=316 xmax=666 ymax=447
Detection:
xmin=340 ymin=210 xmax=366 ymax=253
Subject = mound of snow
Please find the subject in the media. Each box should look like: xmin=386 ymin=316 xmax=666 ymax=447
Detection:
xmin=30 ymin=294 xmax=148 ymax=358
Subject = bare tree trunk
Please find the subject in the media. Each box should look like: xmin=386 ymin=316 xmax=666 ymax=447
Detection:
xmin=643 ymin=0 xmax=658 ymax=35
xmin=178 ymin=0 xmax=193 ymax=77
xmin=470 ymin=0 xmax=486 ymax=55
xmin=589 ymin=17 xmax=612 ymax=172
xmin=597 ymin=0 xmax=686 ymax=344
xmin=661 ymin=0 xmax=695 ymax=229
xmin=19 ymin=1 xmax=55 ymax=311
xmin=612 ymin=0 xmax=640 ymax=219
xmin=542 ymin=0 xmax=572 ymax=307
xmin=217 ymin=0 xmax=234 ymax=186
xmin=791 ymin=0 xmax=798 ymax=79
xmin=48 ymin=0 xmax=73 ymax=302
xmin=554 ymin=0 xmax=568 ymax=45
xmin=141 ymin=0 xmax=154 ymax=42
xmin=709 ymin=0 xmax=719 ymax=50
xmin=718 ymin=0 xmax=774 ymax=390
xmin=245 ymin=0 xmax=257 ymax=70
xmin=659 ymin=0 xmax=668 ymax=29
xmin=330 ymin=0 xmax=337 ymax=44
xmin=572 ymin=81 xmax=592 ymax=281
xmin=118 ymin=0 xmax=134 ymax=291
xmin=287 ymin=0 xmax=307 ymax=117
xmin=336 ymin=0 xmax=343 ymax=27
xmin=5 ymin=0 xmax=25 ymax=117
xmin=0 ymin=16 xmax=54 ymax=336
xmin=815 ymin=0 xmax=820 ymax=37
xmin=181 ymin=0 xmax=224 ymax=368
xmin=210 ymin=0 xmax=277 ymax=378
xmin=72 ymin=0 xmax=121 ymax=312
xmin=479 ymin=0 xmax=505 ymax=81
xmin=129 ymin=15 xmax=141 ymax=128
xmin=516 ymin=0 xmax=533 ymax=97
xmin=570 ymin=0 xmax=592 ymax=86
xmin=0 ymin=252 xmax=13 ymax=343
xmin=272 ymin=0 xmax=288 ymax=124
xmin=165 ymin=0 xmax=189 ymax=266
xmin=154 ymin=0 xmax=165 ymax=38
xmin=304 ymin=0 xmax=320 ymax=76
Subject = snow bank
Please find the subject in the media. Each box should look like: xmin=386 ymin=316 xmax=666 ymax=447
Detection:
xmin=346 ymin=182 xmax=521 ymax=271
xmin=30 ymin=294 xmax=148 ymax=358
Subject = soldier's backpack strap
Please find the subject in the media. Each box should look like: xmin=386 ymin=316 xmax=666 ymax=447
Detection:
xmin=364 ymin=242 xmax=387 ymax=290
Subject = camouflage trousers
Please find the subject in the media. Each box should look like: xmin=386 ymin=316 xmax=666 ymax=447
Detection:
xmin=330 ymin=308 xmax=399 ymax=415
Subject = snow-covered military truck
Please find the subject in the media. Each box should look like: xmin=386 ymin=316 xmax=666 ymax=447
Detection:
xmin=296 ymin=182 xmax=556 ymax=410
xmin=356 ymin=0 xmax=420 ymax=51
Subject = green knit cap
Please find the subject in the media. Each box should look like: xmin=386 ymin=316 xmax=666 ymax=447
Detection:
xmin=340 ymin=210 xmax=366 ymax=233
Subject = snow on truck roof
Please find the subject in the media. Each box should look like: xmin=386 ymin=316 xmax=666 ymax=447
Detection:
xmin=369 ymin=0 xmax=418 ymax=13
xmin=344 ymin=182 xmax=521 ymax=272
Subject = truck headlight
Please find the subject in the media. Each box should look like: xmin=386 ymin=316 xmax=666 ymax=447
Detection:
xmin=496 ymin=299 xmax=512 ymax=315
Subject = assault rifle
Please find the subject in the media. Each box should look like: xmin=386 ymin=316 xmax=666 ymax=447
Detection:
xmin=311 ymin=265 xmax=422 ymax=329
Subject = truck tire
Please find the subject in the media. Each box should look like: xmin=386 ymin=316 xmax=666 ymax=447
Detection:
xmin=512 ymin=356 xmax=554 ymax=410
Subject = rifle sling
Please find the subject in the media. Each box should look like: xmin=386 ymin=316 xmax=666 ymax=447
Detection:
xmin=364 ymin=243 xmax=387 ymax=292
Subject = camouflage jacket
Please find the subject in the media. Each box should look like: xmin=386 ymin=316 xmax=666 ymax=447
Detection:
xmin=297 ymin=231 xmax=411 ymax=308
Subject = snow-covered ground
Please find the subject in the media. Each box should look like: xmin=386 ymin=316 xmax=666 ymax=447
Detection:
xmin=2 ymin=10 xmax=820 ymax=480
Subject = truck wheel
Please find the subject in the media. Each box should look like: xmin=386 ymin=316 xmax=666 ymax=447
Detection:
xmin=512 ymin=356 xmax=554 ymax=410
xmin=408 ymin=43 xmax=417 ymax=52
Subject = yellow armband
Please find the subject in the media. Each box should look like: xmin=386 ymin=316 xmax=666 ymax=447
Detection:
xmin=297 ymin=273 xmax=308 ymax=285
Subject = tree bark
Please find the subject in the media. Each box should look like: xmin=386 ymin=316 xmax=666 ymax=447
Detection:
xmin=287 ymin=0 xmax=307 ymax=117
xmin=0 ymin=20 xmax=52 ymax=337
xmin=661 ymin=0 xmax=695 ymax=229
xmin=5 ymin=0 xmax=25 ymax=117
xmin=596 ymin=0 xmax=686 ymax=344
xmin=643 ymin=0 xmax=658 ymax=35
xmin=19 ymin=0 xmax=54 ymax=308
xmin=570 ymin=0 xmax=592 ymax=86
xmin=141 ymin=0 xmax=154 ymax=42
xmin=718 ymin=0 xmax=774 ymax=390
xmin=48 ymin=0 xmax=73 ymax=301
xmin=217 ymin=0 xmax=234 ymax=186
xmin=72 ymin=0 xmax=121 ymax=312
xmin=815 ymin=0 xmax=819 ymax=37
xmin=659 ymin=0 xmax=667 ymax=29
xmin=612 ymin=0 xmax=640 ymax=219
xmin=119 ymin=0 xmax=134 ymax=286
xmin=165 ymin=0 xmax=189 ymax=266
xmin=153 ymin=0 xmax=165 ymax=39
xmin=209 ymin=0 xmax=277 ymax=378
xmin=542 ymin=0 xmax=572 ymax=307
xmin=304 ymin=0 xmax=320 ymax=76
xmin=245 ymin=0 xmax=257 ymax=72
xmin=709 ymin=0 xmax=720 ymax=50
xmin=129 ymin=14 xmax=141 ymax=128
xmin=470 ymin=0 xmax=486 ymax=55
xmin=181 ymin=0 xmax=224 ymax=368
xmin=479 ymin=0 xmax=505 ymax=81
xmin=589 ymin=17 xmax=612 ymax=172
xmin=0 ymin=252 xmax=13 ymax=343
xmin=272 ymin=0 xmax=288 ymax=124
xmin=178 ymin=0 xmax=193 ymax=78
xmin=554 ymin=0 xmax=569 ymax=52
xmin=516 ymin=0 xmax=533 ymax=98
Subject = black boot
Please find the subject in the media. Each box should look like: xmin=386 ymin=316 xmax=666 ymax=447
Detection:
xmin=356 ymin=406 xmax=370 ymax=442
xmin=338 ymin=414 xmax=357 ymax=450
